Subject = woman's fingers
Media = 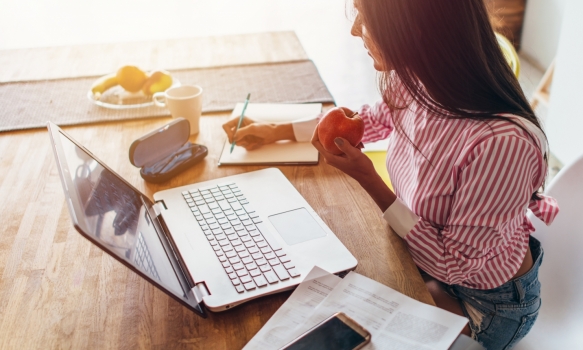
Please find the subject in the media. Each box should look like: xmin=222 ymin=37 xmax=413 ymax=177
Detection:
xmin=333 ymin=137 xmax=362 ymax=158
xmin=222 ymin=117 xmax=255 ymax=143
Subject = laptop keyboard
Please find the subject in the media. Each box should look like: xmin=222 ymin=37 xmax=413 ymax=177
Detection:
xmin=182 ymin=182 xmax=301 ymax=293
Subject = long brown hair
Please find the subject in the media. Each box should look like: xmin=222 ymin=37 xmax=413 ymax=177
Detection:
xmin=356 ymin=0 xmax=547 ymax=196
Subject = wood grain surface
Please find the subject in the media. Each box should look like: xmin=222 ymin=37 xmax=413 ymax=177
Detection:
xmin=0 ymin=32 xmax=433 ymax=349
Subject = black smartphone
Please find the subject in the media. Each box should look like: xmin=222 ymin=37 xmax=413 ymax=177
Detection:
xmin=280 ymin=312 xmax=371 ymax=350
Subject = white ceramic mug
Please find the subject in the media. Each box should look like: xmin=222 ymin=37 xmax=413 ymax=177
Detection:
xmin=153 ymin=85 xmax=203 ymax=135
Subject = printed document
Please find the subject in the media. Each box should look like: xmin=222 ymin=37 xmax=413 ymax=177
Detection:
xmin=245 ymin=266 xmax=468 ymax=350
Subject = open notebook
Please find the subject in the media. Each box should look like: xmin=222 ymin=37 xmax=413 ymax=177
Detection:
xmin=218 ymin=103 xmax=322 ymax=166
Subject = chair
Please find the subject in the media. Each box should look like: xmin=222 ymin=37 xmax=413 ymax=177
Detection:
xmin=496 ymin=32 xmax=521 ymax=78
xmin=513 ymin=154 xmax=583 ymax=349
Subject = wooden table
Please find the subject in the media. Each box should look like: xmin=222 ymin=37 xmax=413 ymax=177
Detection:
xmin=0 ymin=32 xmax=433 ymax=349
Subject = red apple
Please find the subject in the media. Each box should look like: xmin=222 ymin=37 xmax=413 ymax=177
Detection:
xmin=317 ymin=107 xmax=365 ymax=155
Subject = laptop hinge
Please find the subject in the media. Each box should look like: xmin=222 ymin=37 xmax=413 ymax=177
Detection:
xmin=152 ymin=201 xmax=166 ymax=217
xmin=194 ymin=282 xmax=210 ymax=302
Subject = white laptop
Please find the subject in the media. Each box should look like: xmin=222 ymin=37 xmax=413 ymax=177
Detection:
xmin=47 ymin=122 xmax=357 ymax=317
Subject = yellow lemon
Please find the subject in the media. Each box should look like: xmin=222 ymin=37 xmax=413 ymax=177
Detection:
xmin=116 ymin=65 xmax=148 ymax=93
xmin=141 ymin=70 xmax=173 ymax=95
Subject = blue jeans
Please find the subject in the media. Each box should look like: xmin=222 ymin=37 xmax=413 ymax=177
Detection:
xmin=444 ymin=236 xmax=543 ymax=350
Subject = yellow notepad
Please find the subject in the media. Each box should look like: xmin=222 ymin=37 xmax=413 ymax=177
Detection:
xmin=218 ymin=103 xmax=322 ymax=166
xmin=363 ymin=139 xmax=393 ymax=190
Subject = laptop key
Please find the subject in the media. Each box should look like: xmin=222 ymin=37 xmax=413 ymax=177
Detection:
xmin=279 ymin=255 xmax=291 ymax=264
xmin=225 ymin=266 xmax=234 ymax=274
xmin=288 ymin=268 xmax=301 ymax=278
xmin=264 ymin=271 xmax=279 ymax=284
xmin=235 ymin=285 xmax=245 ymax=293
xmin=243 ymin=204 xmax=256 ymax=213
xmin=259 ymin=264 xmax=272 ymax=272
xmin=236 ymin=269 xmax=248 ymax=277
xmin=240 ymin=275 xmax=252 ymax=284
xmin=228 ymin=272 xmax=237 ymax=280
xmin=249 ymin=269 xmax=262 ymax=277
xmin=222 ymin=244 xmax=233 ymax=252
xmin=230 ymin=202 xmax=243 ymax=211
xmin=273 ymin=265 xmax=290 ymax=280
xmin=255 ymin=258 xmax=268 ymax=266
xmin=283 ymin=261 xmax=295 ymax=269
xmin=233 ymin=262 xmax=244 ymax=270
xmin=251 ymin=252 xmax=263 ymax=260
xmin=225 ymin=251 xmax=237 ymax=258
xmin=219 ymin=256 xmax=227 ymax=262
xmin=222 ymin=262 xmax=231 ymax=268
xmin=206 ymin=218 xmax=217 ymax=225
xmin=198 ymin=204 xmax=210 ymax=214
xmin=255 ymin=222 xmax=282 ymax=251
xmin=275 ymin=250 xmax=286 ymax=257
xmin=263 ymin=252 xmax=276 ymax=260
xmin=246 ymin=262 xmax=258 ymax=271
xmin=228 ymin=257 xmax=241 ymax=264
xmin=215 ymin=234 xmax=227 ymax=241
xmin=217 ymin=200 xmax=231 ymax=211
xmin=243 ymin=282 xmax=256 ymax=291
xmin=268 ymin=258 xmax=280 ymax=266
xmin=254 ymin=275 xmax=268 ymax=287
xmin=259 ymin=244 xmax=270 ymax=252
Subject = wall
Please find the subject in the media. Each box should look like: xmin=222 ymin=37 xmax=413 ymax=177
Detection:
xmin=545 ymin=0 xmax=583 ymax=166
xmin=520 ymin=0 xmax=567 ymax=69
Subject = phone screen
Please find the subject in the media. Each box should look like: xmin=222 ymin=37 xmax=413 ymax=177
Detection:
xmin=284 ymin=316 xmax=367 ymax=350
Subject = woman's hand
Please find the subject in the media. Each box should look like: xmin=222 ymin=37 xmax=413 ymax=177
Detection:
xmin=311 ymin=125 xmax=397 ymax=212
xmin=310 ymin=125 xmax=373 ymax=183
xmin=222 ymin=117 xmax=295 ymax=151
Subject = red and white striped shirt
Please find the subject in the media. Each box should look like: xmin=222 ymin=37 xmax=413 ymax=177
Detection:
xmin=293 ymin=99 xmax=559 ymax=289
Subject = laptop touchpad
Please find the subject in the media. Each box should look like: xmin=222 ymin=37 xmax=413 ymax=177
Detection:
xmin=268 ymin=208 xmax=327 ymax=245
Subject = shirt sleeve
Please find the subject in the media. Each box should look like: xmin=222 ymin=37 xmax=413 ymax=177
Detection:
xmin=359 ymin=101 xmax=395 ymax=144
xmin=292 ymin=116 xmax=320 ymax=142
xmin=387 ymin=135 xmax=549 ymax=285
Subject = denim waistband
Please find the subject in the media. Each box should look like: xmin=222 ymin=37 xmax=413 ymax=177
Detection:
xmin=452 ymin=236 xmax=544 ymax=304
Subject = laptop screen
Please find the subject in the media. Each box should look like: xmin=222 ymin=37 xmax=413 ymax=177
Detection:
xmin=50 ymin=125 xmax=204 ymax=315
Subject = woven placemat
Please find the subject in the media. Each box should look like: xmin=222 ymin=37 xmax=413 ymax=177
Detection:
xmin=0 ymin=60 xmax=334 ymax=132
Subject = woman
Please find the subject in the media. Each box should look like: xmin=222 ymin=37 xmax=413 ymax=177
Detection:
xmin=223 ymin=1 xmax=558 ymax=348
